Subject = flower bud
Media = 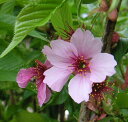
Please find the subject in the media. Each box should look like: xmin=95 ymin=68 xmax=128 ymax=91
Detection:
xmin=99 ymin=0 xmax=109 ymax=12
xmin=112 ymin=32 xmax=120 ymax=43
xmin=108 ymin=9 xmax=118 ymax=21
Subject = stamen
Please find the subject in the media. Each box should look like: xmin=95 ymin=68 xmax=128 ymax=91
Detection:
xmin=69 ymin=56 xmax=91 ymax=75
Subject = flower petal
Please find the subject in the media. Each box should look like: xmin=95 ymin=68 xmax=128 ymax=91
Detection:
xmin=37 ymin=82 xmax=47 ymax=107
xmin=42 ymin=45 xmax=52 ymax=55
xmin=90 ymin=53 xmax=117 ymax=83
xmin=42 ymin=46 xmax=73 ymax=69
xmin=43 ymin=66 xmax=72 ymax=92
xmin=44 ymin=87 xmax=51 ymax=103
xmin=71 ymin=28 xmax=102 ymax=58
xmin=51 ymin=40 xmax=78 ymax=58
xmin=68 ymin=74 xmax=92 ymax=103
xmin=44 ymin=60 xmax=52 ymax=68
xmin=16 ymin=68 xmax=36 ymax=88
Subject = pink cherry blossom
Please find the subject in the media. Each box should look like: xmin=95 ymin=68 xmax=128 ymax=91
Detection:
xmin=16 ymin=60 xmax=52 ymax=106
xmin=42 ymin=28 xmax=117 ymax=103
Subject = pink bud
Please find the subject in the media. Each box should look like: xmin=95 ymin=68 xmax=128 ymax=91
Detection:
xmin=108 ymin=9 xmax=118 ymax=22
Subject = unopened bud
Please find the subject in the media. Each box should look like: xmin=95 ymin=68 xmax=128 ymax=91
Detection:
xmin=108 ymin=9 xmax=118 ymax=21
xmin=99 ymin=0 xmax=109 ymax=12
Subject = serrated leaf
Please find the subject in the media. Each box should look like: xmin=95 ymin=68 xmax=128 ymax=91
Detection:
xmin=112 ymin=39 xmax=128 ymax=63
xmin=0 ymin=0 xmax=66 ymax=58
xmin=51 ymin=2 xmax=73 ymax=38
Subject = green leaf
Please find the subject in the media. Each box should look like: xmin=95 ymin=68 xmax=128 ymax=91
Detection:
xmin=29 ymin=30 xmax=49 ymax=42
xmin=0 ymin=40 xmax=41 ymax=83
xmin=82 ymin=0 xmax=97 ymax=4
xmin=4 ymin=105 xmax=19 ymax=120
xmin=50 ymin=86 xmax=69 ymax=105
xmin=108 ymin=0 xmax=120 ymax=12
xmin=102 ymin=100 xmax=113 ymax=115
xmin=23 ymin=90 xmax=35 ymax=100
xmin=10 ymin=110 xmax=57 ymax=122
xmin=116 ymin=93 xmax=128 ymax=108
xmin=16 ymin=0 xmax=43 ymax=7
xmin=0 ymin=0 xmax=15 ymax=14
xmin=0 ymin=0 xmax=9 ymax=4
xmin=0 ymin=14 xmax=15 ymax=32
xmin=118 ymin=28 xmax=128 ymax=38
xmin=112 ymin=39 xmax=128 ymax=63
xmin=0 ymin=0 xmax=66 ymax=58
xmin=98 ymin=117 xmax=113 ymax=122
xmin=120 ymin=109 xmax=128 ymax=117
xmin=74 ymin=0 xmax=82 ymax=18
xmin=0 ymin=50 xmax=41 ymax=71
xmin=0 ymin=81 xmax=18 ymax=90
xmin=51 ymin=1 xmax=73 ymax=38
xmin=0 ymin=70 xmax=17 ymax=81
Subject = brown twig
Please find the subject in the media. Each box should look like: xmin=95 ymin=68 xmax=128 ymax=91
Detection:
xmin=102 ymin=0 xmax=122 ymax=53
xmin=78 ymin=102 xmax=87 ymax=122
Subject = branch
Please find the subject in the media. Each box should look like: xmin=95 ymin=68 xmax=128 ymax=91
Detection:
xmin=102 ymin=0 xmax=122 ymax=53
xmin=78 ymin=102 xmax=91 ymax=122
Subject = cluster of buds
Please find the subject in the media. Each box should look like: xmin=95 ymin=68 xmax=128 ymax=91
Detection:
xmin=97 ymin=0 xmax=118 ymax=22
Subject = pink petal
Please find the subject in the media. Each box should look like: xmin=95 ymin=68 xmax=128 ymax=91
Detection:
xmin=43 ymin=66 xmax=72 ymax=92
xmin=50 ymin=40 xmax=78 ymax=58
xmin=42 ymin=46 xmax=73 ymax=69
xmin=16 ymin=68 xmax=36 ymax=88
xmin=68 ymin=74 xmax=92 ymax=103
xmin=42 ymin=45 xmax=52 ymax=55
xmin=37 ymin=82 xmax=47 ymax=107
xmin=44 ymin=60 xmax=52 ymax=68
xmin=90 ymin=53 xmax=117 ymax=83
xmin=44 ymin=87 xmax=51 ymax=103
xmin=71 ymin=28 xmax=102 ymax=58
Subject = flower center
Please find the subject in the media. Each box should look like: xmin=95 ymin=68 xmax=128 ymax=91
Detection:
xmin=71 ymin=56 xmax=90 ymax=75
xmin=79 ymin=62 xmax=86 ymax=69
xmin=35 ymin=60 xmax=46 ymax=82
